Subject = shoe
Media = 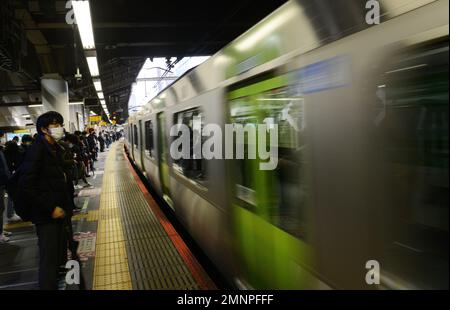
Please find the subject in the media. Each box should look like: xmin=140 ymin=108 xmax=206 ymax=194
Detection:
xmin=3 ymin=231 xmax=12 ymax=237
xmin=7 ymin=214 xmax=22 ymax=223
xmin=0 ymin=234 xmax=10 ymax=243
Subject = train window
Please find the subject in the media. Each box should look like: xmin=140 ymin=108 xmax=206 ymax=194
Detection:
xmin=145 ymin=120 xmax=154 ymax=157
xmin=229 ymin=81 xmax=310 ymax=240
xmin=133 ymin=125 xmax=138 ymax=147
xmin=377 ymin=38 xmax=449 ymax=288
xmin=172 ymin=108 xmax=207 ymax=183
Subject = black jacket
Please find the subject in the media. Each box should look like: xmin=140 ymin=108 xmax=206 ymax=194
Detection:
xmin=17 ymin=144 xmax=32 ymax=167
xmin=18 ymin=135 xmax=72 ymax=224
xmin=0 ymin=151 xmax=10 ymax=187
xmin=87 ymin=134 xmax=97 ymax=151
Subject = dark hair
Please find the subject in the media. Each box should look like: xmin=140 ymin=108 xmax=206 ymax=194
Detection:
xmin=13 ymin=136 xmax=19 ymax=142
xmin=4 ymin=140 xmax=19 ymax=153
xmin=74 ymin=131 xmax=82 ymax=136
xmin=21 ymin=135 xmax=33 ymax=144
xmin=36 ymin=111 xmax=64 ymax=135
xmin=65 ymin=133 xmax=79 ymax=144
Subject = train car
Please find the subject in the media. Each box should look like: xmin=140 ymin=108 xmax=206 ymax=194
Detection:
xmin=125 ymin=0 xmax=449 ymax=289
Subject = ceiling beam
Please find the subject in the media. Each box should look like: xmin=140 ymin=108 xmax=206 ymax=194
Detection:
xmin=27 ymin=21 xmax=251 ymax=30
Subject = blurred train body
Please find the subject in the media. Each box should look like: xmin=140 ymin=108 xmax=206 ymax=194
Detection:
xmin=124 ymin=0 xmax=449 ymax=289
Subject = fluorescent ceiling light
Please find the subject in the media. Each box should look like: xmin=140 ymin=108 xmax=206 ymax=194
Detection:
xmin=87 ymin=56 xmax=100 ymax=77
xmin=94 ymin=81 xmax=102 ymax=92
xmin=28 ymin=104 xmax=43 ymax=108
xmin=22 ymin=114 xmax=31 ymax=118
xmin=72 ymin=1 xmax=96 ymax=50
xmin=98 ymin=92 xmax=104 ymax=99
xmin=69 ymin=102 xmax=84 ymax=106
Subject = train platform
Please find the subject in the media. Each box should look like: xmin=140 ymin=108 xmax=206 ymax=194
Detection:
xmin=0 ymin=142 xmax=216 ymax=290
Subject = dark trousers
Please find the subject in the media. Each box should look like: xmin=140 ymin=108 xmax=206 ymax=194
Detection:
xmin=0 ymin=188 xmax=5 ymax=235
xmin=36 ymin=220 xmax=67 ymax=290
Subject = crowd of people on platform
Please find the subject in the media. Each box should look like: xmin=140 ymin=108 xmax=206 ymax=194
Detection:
xmin=0 ymin=111 xmax=122 ymax=289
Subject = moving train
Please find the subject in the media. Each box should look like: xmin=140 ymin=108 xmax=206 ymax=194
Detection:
xmin=124 ymin=0 xmax=449 ymax=289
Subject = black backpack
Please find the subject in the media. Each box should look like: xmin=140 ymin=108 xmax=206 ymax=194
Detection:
xmin=6 ymin=166 xmax=32 ymax=222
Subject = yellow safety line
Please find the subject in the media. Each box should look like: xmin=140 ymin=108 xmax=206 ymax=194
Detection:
xmin=4 ymin=222 xmax=33 ymax=230
xmin=93 ymin=144 xmax=132 ymax=290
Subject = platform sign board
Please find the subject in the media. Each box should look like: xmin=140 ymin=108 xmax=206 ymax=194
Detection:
xmin=89 ymin=116 xmax=102 ymax=123
xmin=14 ymin=129 xmax=31 ymax=134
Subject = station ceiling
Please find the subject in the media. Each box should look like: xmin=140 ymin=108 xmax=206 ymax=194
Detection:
xmin=1 ymin=0 xmax=288 ymax=123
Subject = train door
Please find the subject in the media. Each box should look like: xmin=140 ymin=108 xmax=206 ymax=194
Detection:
xmin=157 ymin=112 xmax=173 ymax=207
xmin=227 ymin=74 xmax=315 ymax=289
xmin=130 ymin=123 xmax=135 ymax=160
xmin=139 ymin=120 xmax=145 ymax=171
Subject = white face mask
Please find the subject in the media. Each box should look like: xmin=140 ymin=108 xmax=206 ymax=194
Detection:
xmin=48 ymin=127 xmax=65 ymax=141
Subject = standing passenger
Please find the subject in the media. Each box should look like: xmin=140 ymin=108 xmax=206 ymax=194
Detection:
xmin=3 ymin=141 xmax=22 ymax=223
xmin=0 ymin=148 xmax=12 ymax=243
xmin=19 ymin=111 xmax=72 ymax=290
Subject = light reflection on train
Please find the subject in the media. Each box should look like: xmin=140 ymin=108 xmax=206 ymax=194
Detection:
xmin=124 ymin=0 xmax=449 ymax=289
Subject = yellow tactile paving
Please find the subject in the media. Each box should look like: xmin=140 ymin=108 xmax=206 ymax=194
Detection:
xmin=93 ymin=145 xmax=132 ymax=290
xmin=4 ymin=221 xmax=33 ymax=230
xmin=72 ymin=214 xmax=88 ymax=221
xmin=86 ymin=210 xmax=99 ymax=221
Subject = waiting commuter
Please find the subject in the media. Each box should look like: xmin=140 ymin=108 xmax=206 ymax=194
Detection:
xmin=66 ymin=134 xmax=91 ymax=189
xmin=81 ymin=131 xmax=95 ymax=176
xmin=87 ymin=128 xmax=98 ymax=161
xmin=98 ymin=131 xmax=105 ymax=152
xmin=105 ymin=132 xmax=112 ymax=149
xmin=0 ymin=148 xmax=13 ymax=243
xmin=59 ymin=135 xmax=79 ymax=212
xmin=19 ymin=111 xmax=72 ymax=290
xmin=18 ymin=135 xmax=34 ymax=166
xmin=4 ymin=140 xmax=21 ymax=172
xmin=3 ymin=141 xmax=22 ymax=223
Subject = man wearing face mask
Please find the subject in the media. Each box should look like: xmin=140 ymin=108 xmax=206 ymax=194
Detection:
xmin=19 ymin=111 xmax=72 ymax=290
